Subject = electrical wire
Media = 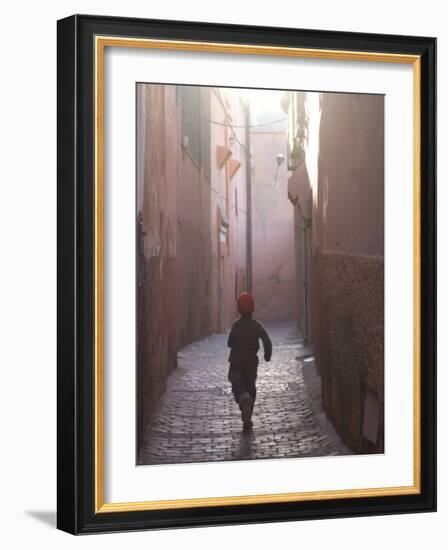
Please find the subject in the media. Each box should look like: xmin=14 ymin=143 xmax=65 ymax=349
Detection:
xmin=179 ymin=88 xmax=287 ymax=153
xmin=205 ymin=117 xmax=288 ymax=129
xmin=214 ymin=88 xmax=249 ymax=152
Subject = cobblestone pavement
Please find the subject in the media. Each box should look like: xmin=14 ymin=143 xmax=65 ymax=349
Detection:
xmin=139 ymin=321 xmax=351 ymax=465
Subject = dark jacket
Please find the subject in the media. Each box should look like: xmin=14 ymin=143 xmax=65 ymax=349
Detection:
xmin=227 ymin=314 xmax=272 ymax=364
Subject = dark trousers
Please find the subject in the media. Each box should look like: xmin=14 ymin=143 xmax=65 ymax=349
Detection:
xmin=228 ymin=359 xmax=258 ymax=406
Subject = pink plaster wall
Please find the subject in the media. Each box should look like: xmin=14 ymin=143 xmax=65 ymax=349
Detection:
xmin=314 ymin=93 xmax=384 ymax=256
xmin=209 ymin=89 xmax=249 ymax=330
xmin=137 ymin=85 xmax=251 ymax=448
xmin=304 ymin=92 xmax=384 ymax=452
xmin=251 ymin=131 xmax=298 ymax=322
xmin=137 ymin=85 xmax=179 ymax=449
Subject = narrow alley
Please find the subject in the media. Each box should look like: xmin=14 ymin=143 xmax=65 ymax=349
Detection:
xmin=137 ymin=84 xmax=385 ymax=460
xmin=138 ymin=322 xmax=350 ymax=465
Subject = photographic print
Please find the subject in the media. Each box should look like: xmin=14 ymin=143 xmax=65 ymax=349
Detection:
xmin=57 ymin=15 xmax=435 ymax=533
xmin=136 ymin=83 xmax=384 ymax=466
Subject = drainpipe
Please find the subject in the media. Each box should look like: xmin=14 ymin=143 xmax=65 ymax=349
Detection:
xmin=244 ymin=103 xmax=253 ymax=293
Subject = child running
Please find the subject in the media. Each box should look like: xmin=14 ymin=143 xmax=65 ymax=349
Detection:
xmin=227 ymin=292 xmax=272 ymax=430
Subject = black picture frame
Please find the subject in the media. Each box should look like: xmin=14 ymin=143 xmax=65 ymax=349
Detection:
xmin=57 ymin=14 xmax=436 ymax=535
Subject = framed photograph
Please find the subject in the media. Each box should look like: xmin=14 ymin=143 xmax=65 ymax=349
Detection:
xmin=57 ymin=14 xmax=436 ymax=534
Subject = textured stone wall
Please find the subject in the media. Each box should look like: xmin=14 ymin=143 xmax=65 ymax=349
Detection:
xmin=312 ymin=249 xmax=384 ymax=452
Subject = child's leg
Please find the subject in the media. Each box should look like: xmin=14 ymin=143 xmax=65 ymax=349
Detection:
xmin=228 ymin=365 xmax=245 ymax=405
xmin=229 ymin=365 xmax=253 ymax=428
xmin=245 ymin=365 xmax=258 ymax=404
xmin=247 ymin=378 xmax=256 ymax=403
xmin=238 ymin=368 xmax=255 ymax=429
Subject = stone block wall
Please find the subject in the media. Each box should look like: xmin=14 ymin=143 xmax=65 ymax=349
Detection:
xmin=312 ymin=249 xmax=384 ymax=452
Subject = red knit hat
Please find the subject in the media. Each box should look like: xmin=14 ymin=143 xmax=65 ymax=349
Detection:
xmin=237 ymin=292 xmax=255 ymax=314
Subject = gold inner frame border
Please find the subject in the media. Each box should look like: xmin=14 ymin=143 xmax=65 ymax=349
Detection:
xmin=94 ymin=35 xmax=421 ymax=514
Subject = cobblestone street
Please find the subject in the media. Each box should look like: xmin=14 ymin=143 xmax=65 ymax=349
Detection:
xmin=139 ymin=322 xmax=351 ymax=465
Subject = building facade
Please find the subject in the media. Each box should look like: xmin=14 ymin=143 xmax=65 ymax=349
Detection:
xmin=136 ymin=84 xmax=251 ymax=450
xmin=285 ymin=91 xmax=385 ymax=453
xmin=250 ymin=110 xmax=298 ymax=323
